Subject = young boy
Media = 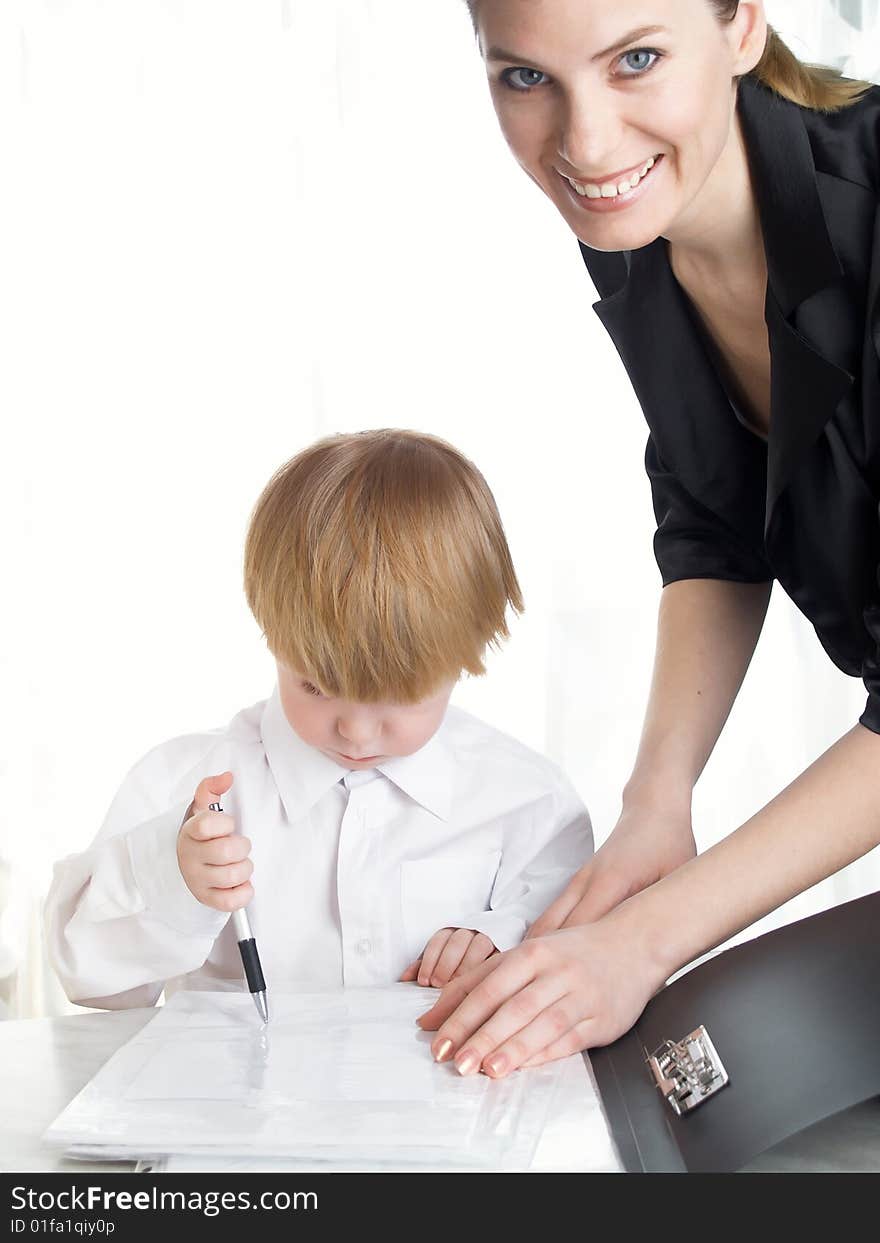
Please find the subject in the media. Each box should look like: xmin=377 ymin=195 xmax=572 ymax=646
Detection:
xmin=46 ymin=430 xmax=592 ymax=1008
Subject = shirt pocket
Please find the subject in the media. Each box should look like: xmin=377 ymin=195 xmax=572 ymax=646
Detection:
xmin=400 ymin=851 xmax=502 ymax=961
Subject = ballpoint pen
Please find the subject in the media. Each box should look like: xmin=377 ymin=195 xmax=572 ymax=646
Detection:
xmin=209 ymin=800 xmax=269 ymax=1023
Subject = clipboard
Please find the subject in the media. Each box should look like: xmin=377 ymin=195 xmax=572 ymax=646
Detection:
xmin=589 ymin=890 xmax=880 ymax=1172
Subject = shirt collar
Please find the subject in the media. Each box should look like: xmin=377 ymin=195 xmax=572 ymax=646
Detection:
xmin=260 ymin=685 xmax=455 ymax=824
xmin=261 ymin=686 xmax=349 ymax=823
xmin=376 ymin=726 xmax=454 ymax=822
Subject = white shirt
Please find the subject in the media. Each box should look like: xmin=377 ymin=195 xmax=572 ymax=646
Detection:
xmin=46 ymin=687 xmax=593 ymax=1008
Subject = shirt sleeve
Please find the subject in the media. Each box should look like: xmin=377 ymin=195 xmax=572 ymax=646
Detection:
xmin=464 ymin=774 xmax=594 ymax=953
xmin=44 ymin=740 xmax=229 ymax=1009
xmin=646 ymin=435 xmax=773 ymax=586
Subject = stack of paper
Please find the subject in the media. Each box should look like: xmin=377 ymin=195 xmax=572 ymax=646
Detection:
xmin=44 ymin=987 xmax=613 ymax=1171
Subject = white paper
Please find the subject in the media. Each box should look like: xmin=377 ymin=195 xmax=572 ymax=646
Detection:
xmin=45 ymin=987 xmax=588 ymax=1170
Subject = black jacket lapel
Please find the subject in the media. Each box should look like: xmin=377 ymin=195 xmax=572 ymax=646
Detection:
xmin=738 ymin=79 xmax=855 ymax=528
xmin=588 ymin=236 xmax=767 ymax=540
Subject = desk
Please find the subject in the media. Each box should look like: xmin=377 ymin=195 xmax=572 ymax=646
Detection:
xmin=0 ymin=1008 xmax=622 ymax=1173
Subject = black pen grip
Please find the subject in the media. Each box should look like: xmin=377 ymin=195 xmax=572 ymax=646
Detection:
xmin=238 ymin=937 xmax=267 ymax=994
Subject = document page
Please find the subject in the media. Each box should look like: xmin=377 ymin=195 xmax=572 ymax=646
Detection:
xmin=45 ymin=987 xmax=610 ymax=1170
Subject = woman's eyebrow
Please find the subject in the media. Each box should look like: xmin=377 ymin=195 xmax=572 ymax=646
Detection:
xmin=486 ymin=25 xmax=668 ymax=67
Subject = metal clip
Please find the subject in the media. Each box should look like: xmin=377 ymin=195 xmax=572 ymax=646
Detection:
xmin=647 ymin=1025 xmax=729 ymax=1116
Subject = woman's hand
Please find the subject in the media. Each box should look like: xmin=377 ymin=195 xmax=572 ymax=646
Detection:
xmin=526 ymin=798 xmax=696 ymax=938
xmin=416 ymin=909 xmax=666 ymax=1076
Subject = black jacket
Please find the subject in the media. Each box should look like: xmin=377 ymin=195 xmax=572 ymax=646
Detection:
xmin=580 ymin=75 xmax=880 ymax=733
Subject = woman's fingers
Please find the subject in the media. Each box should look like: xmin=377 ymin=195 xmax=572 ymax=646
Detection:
xmin=519 ymin=1022 xmax=603 ymax=1068
xmin=420 ymin=941 xmax=559 ymax=1063
xmin=527 ymin=862 xmax=628 ymax=939
xmin=416 ymin=953 xmax=504 ymax=1032
xmin=443 ymin=970 xmax=573 ymax=1076
xmin=525 ymin=862 xmax=597 ymax=939
xmin=559 ymin=869 xmax=628 ymax=929
xmin=482 ymin=1010 xmax=598 ymax=1078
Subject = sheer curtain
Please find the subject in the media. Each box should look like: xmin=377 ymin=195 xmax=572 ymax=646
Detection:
xmin=3 ymin=0 xmax=879 ymax=1017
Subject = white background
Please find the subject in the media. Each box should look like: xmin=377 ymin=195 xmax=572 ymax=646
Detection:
xmin=2 ymin=1 xmax=879 ymax=1016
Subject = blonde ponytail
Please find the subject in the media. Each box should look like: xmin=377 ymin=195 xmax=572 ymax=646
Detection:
xmin=748 ymin=24 xmax=872 ymax=111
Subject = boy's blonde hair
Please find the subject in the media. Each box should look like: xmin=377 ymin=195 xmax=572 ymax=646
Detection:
xmin=243 ymin=429 xmax=524 ymax=703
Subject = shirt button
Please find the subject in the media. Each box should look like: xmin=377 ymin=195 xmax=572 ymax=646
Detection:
xmin=355 ymin=938 xmax=372 ymax=956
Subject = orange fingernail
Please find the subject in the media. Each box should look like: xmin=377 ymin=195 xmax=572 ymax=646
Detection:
xmin=456 ymin=1051 xmax=477 ymax=1076
xmin=434 ymin=1038 xmax=453 ymax=1063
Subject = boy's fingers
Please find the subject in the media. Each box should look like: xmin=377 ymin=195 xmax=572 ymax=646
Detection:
xmin=204 ymin=858 xmax=253 ymax=889
xmin=459 ymin=934 xmax=497 ymax=974
xmin=399 ymin=959 xmax=422 ymax=983
xmin=418 ymin=929 xmax=453 ymax=986
xmin=191 ymin=772 xmax=234 ymax=814
xmin=184 ymin=810 xmax=236 ymax=842
xmin=203 ymin=880 xmax=254 ymax=913
xmin=430 ymin=928 xmax=475 ymax=986
xmin=200 ymin=834 xmax=251 ymax=864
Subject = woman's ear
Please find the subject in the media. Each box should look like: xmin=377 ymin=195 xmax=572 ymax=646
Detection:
xmin=726 ymin=0 xmax=769 ymax=77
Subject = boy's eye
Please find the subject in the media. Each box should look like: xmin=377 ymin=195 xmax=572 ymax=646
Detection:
xmin=617 ymin=48 xmax=662 ymax=77
xmin=500 ymin=66 xmax=551 ymax=93
xmin=302 ymin=681 xmax=323 ymax=697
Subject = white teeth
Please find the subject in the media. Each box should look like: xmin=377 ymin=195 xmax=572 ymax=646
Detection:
xmin=568 ymin=155 xmax=659 ymax=201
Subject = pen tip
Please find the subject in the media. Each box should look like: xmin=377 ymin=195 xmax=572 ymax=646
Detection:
xmin=254 ymin=991 xmax=269 ymax=1024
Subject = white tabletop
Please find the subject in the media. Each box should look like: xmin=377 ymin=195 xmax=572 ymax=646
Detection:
xmin=0 ymin=1007 xmax=622 ymax=1174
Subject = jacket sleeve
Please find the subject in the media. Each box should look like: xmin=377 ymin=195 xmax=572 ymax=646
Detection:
xmin=646 ymin=435 xmax=774 ymax=586
xmin=44 ymin=740 xmax=229 ymax=1009
xmin=465 ymin=774 xmax=593 ymax=953
xmin=858 ymin=201 xmax=880 ymax=734
xmin=860 ymin=583 xmax=880 ymax=733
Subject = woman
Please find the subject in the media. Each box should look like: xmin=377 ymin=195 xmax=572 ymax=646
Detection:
xmin=418 ymin=0 xmax=880 ymax=1078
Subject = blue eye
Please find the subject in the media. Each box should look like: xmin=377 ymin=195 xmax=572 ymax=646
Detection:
xmin=618 ymin=48 xmax=661 ymax=77
xmin=500 ymin=66 xmax=550 ymax=92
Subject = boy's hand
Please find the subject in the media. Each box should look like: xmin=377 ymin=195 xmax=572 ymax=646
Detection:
xmin=177 ymin=772 xmax=254 ymax=912
xmin=400 ymin=928 xmax=498 ymax=988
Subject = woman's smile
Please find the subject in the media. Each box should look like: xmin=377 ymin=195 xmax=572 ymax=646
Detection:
xmin=558 ymin=153 xmax=665 ymax=213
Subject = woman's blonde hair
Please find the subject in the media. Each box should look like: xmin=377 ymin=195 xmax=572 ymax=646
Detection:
xmin=464 ymin=2 xmax=872 ymax=112
xmin=710 ymin=2 xmax=871 ymax=110
xmin=243 ymin=429 xmax=524 ymax=703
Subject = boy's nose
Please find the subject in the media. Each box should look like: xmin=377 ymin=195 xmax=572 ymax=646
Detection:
xmin=336 ymin=715 xmax=379 ymax=749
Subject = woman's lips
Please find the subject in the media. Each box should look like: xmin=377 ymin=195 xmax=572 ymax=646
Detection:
xmin=559 ymin=154 xmax=664 ymax=214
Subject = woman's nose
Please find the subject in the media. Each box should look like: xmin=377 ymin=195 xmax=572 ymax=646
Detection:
xmin=557 ymin=90 xmax=624 ymax=176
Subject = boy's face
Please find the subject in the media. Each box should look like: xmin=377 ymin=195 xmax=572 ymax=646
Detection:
xmin=276 ymin=662 xmax=456 ymax=768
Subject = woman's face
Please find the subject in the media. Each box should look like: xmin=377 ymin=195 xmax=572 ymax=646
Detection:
xmin=474 ymin=0 xmax=766 ymax=252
